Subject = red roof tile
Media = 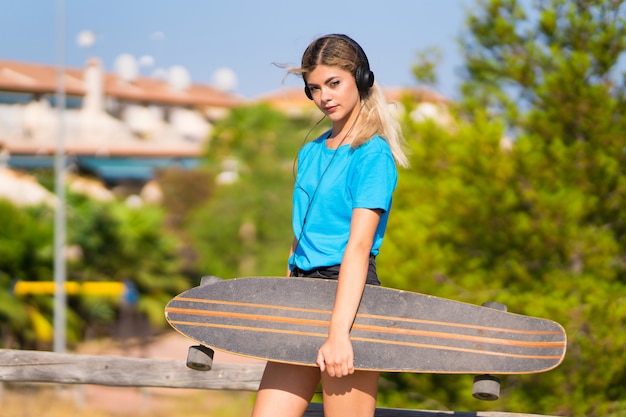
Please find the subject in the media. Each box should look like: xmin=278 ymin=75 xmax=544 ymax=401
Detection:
xmin=0 ymin=59 xmax=243 ymax=108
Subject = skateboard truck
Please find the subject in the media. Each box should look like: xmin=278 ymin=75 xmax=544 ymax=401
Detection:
xmin=200 ymin=275 xmax=223 ymax=286
xmin=471 ymin=301 xmax=508 ymax=401
xmin=472 ymin=374 xmax=501 ymax=401
xmin=186 ymin=345 xmax=215 ymax=371
xmin=185 ymin=277 xmax=222 ymax=371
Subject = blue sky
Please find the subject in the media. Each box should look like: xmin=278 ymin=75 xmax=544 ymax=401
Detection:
xmin=1 ymin=0 xmax=472 ymax=99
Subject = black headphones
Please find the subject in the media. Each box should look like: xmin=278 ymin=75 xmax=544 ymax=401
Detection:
xmin=304 ymin=34 xmax=375 ymax=100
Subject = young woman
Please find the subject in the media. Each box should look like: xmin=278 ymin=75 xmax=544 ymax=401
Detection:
xmin=251 ymin=34 xmax=409 ymax=417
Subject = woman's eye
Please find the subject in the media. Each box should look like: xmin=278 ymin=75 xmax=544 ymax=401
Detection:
xmin=330 ymin=80 xmax=340 ymax=87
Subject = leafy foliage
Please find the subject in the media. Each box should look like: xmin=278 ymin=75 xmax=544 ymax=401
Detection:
xmin=0 ymin=189 xmax=188 ymax=349
xmin=66 ymin=192 xmax=188 ymax=331
xmin=411 ymin=47 xmax=443 ymax=87
xmin=378 ymin=1 xmax=626 ymax=415
xmin=0 ymin=199 xmax=53 ymax=348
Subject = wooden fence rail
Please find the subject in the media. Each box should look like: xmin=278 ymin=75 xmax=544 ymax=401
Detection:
xmin=0 ymin=349 xmax=556 ymax=417
xmin=0 ymin=348 xmax=264 ymax=391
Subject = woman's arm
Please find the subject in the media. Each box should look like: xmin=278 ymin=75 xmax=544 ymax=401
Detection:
xmin=316 ymin=207 xmax=382 ymax=377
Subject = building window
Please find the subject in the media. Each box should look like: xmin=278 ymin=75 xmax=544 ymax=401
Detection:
xmin=46 ymin=94 xmax=83 ymax=109
xmin=0 ymin=92 xmax=33 ymax=105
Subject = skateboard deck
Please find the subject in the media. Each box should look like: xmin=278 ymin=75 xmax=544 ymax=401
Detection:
xmin=165 ymin=277 xmax=566 ymax=374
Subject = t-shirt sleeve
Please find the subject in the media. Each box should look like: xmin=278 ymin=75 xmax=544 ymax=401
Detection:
xmin=349 ymin=151 xmax=398 ymax=212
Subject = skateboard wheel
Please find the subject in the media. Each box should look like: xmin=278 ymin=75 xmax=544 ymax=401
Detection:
xmin=200 ymin=276 xmax=223 ymax=286
xmin=186 ymin=345 xmax=214 ymax=371
xmin=472 ymin=374 xmax=500 ymax=401
xmin=481 ymin=301 xmax=508 ymax=312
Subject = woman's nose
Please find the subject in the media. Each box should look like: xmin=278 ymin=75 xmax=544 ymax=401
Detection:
xmin=320 ymin=86 xmax=331 ymax=101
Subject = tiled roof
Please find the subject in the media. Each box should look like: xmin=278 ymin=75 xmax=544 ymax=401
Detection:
xmin=102 ymin=73 xmax=243 ymax=107
xmin=0 ymin=60 xmax=84 ymax=95
xmin=0 ymin=59 xmax=243 ymax=108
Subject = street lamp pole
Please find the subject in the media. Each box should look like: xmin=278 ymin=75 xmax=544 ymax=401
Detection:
xmin=53 ymin=0 xmax=67 ymax=353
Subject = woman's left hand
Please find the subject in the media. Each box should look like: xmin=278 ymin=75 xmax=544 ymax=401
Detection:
xmin=316 ymin=332 xmax=355 ymax=377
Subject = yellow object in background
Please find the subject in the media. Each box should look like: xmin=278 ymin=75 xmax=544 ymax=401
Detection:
xmin=26 ymin=306 xmax=54 ymax=342
xmin=13 ymin=281 xmax=126 ymax=297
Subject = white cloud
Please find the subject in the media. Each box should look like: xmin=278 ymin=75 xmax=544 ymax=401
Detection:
xmin=114 ymin=54 xmax=138 ymax=82
xmin=76 ymin=30 xmax=95 ymax=48
xmin=168 ymin=65 xmax=191 ymax=91
xmin=139 ymin=55 xmax=155 ymax=67
xmin=212 ymin=67 xmax=238 ymax=92
xmin=150 ymin=31 xmax=165 ymax=41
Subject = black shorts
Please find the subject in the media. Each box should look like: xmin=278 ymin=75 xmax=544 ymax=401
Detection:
xmin=290 ymin=255 xmax=381 ymax=286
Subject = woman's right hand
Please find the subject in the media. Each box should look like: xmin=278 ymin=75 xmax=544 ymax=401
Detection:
xmin=316 ymin=332 xmax=355 ymax=377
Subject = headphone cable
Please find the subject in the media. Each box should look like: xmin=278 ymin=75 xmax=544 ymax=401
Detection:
xmin=290 ymin=103 xmax=365 ymax=274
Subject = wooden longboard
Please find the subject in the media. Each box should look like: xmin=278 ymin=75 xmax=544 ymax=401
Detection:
xmin=165 ymin=277 xmax=566 ymax=374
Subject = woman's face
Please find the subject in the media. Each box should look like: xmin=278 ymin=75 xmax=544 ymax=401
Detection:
xmin=306 ymin=64 xmax=361 ymax=127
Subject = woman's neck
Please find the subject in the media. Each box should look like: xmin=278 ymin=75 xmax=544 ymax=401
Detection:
xmin=327 ymin=105 xmax=362 ymax=147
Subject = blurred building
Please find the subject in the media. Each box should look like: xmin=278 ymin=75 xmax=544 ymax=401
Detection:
xmin=0 ymin=58 xmax=243 ymax=185
xmin=0 ymin=57 xmax=450 ymax=190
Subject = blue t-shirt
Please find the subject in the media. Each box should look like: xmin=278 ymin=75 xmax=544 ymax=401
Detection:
xmin=288 ymin=132 xmax=398 ymax=271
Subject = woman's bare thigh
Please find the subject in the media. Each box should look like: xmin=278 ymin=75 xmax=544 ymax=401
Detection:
xmin=321 ymin=370 xmax=379 ymax=417
xmin=252 ymin=362 xmax=321 ymax=417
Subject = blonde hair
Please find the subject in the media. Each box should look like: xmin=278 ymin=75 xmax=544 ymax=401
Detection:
xmin=289 ymin=34 xmax=410 ymax=168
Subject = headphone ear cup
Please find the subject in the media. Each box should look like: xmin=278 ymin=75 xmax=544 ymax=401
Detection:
xmin=354 ymin=66 xmax=363 ymax=92
xmin=304 ymin=85 xmax=313 ymax=100
xmin=364 ymin=69 xmax=374 ymax=89
xmin=355 ymin=66 xmax=375 ymax=93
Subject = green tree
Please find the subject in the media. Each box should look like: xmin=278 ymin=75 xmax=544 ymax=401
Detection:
xmin=460 ymin=2 xmax=626 ymax=414
xmin=66 ymin=192 xmax=188 ymax=332
xmin=412 ymin=46 xmax=443 ymax=87
xmin=378 ymin=1 xmax=626 ymax=416
xmin=0 ymin=188 xmax=188 ymax=349
xmin=0 ymin=199 xmax=53 ymax=348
